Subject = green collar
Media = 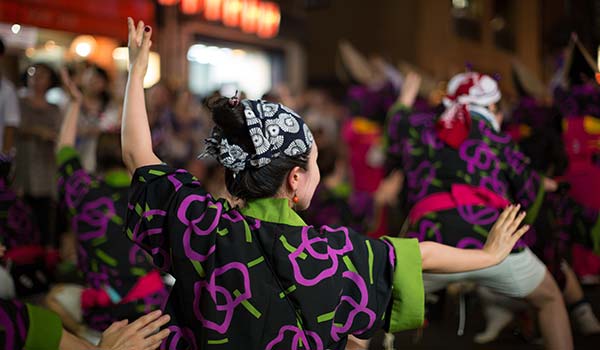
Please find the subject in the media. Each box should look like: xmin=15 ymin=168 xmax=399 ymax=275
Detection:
xmin=240 ymin=197 xmax=307 ymax=227
xmin=104 ymin=169 xmax=131 ymax=187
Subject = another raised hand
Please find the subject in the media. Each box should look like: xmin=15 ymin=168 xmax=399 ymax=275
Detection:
xmin=60 ymin=68 xmax=82 ymax=103
xmin=99 ymin=310 xmax=171 ymax=350
xmin=121 ymin=18 xmax=161 ymax=172
xmin=398 ymin=71 xmax=422 ymax=108
xmin=483 ymin=204 xmax=529 ymax=264
xmin=127 ymin=17 xmax=152 ymax=79
xmin=419 ymin=204 xmax=530 ymax=273
xmin=56 ymin=68 xmax=83 ymax=149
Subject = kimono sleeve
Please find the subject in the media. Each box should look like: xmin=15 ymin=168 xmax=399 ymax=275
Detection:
xmin=56 ymin=146 xmax=92 ymax=214
xmin=380 ymin=236 xmax=424 ymax=332
xmin=501 ymin=141 xmax=546 ymax=223
xmin=126 ymin=164 xmax=215 ymax=274
xmin=327 ymin=227 xmax=424 ymax=336
xmin=0 ymin=299 xmax=62 ymax=350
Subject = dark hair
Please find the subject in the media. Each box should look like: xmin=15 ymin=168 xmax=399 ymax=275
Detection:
xmin=0 ymin=37 xmax=5 ymax=56
xmin=96 ymin=132 xmax=125 ymax=173
xmin=24 ymin=63 xmax=60 ymax=90
xmin=206 ymin=97 xmax=310 ymax=201
xmin=89 ymin=65 xmax=112 ymax=111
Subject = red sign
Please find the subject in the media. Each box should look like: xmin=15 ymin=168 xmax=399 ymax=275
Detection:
xmin=0 ymin=0 xmax=155 ymax=41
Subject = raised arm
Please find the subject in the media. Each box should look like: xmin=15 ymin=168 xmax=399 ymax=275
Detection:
xmin=419 ymin=205 xmax=529 ymax=273
xmin=56 ymin=69 xmax=83 ymax=150
xmin=121 ymin=18 xmax=161 ymax=173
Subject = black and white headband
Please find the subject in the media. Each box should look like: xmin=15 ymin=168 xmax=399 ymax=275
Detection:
xmin=200 ymin=99 xmax=314 ymax=173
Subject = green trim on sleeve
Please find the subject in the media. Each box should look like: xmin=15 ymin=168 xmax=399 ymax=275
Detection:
xmin=381 ymin=237 xmax=424 ymax=332
xmin=591 ymin=214 xmax=600 ymax=256
xmin=24 ymin=304 xmax=63 ymax=350
xmin=524 ymin=176 xmax=547 ymax=225
xmin=56 ymin=146 xmax=79 ymax=166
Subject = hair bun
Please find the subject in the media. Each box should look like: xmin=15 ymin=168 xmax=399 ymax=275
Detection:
xmin=206 ymin=96 xmax=252 ymax=149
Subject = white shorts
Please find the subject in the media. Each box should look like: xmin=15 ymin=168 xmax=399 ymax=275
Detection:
xmin=423 ymin=247 xmax=547 ymax=298
xmin=0 ymin=266 xmax=15 ymax=299
xmin=51 ymin=284 xmax=84 ymax=322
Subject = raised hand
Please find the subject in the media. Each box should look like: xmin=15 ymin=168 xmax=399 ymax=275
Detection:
xmin=483 ymin=204 xmax=529 ymax=264
xmin=99 ymin=310 xmax=171 ymax=350
xmin=398 ymin=71 xmax=422 ymax=107
xmin=60 ymin=68 xmax=82 ymax=102
xmin=127 ymin=17 xmax=152 ymax=79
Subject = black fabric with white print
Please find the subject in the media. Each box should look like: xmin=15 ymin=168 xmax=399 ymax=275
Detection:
xmin=200 ymin=100 xmax=314 ymax=173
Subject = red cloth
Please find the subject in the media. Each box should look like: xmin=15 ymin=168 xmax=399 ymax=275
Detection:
xmin=408 ymin=184 xmax=510 ymax=225
xmin=436 ymin=104 xmax=472 ymax=149
xmin=81 ymin=270 xmax=164 ymax=309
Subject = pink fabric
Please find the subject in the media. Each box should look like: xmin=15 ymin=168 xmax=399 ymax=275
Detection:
xmin=562 ymin=117 xmax=600 ymax=277
xmin=563 ymin=118 xmax=600 ymax=208
xmin=408 ymin=184 xmax=510 ymax=225
xmin=342 ymin=119 xmax=384 ymax=193
xmin=572 ymin=244 xmax=600 ymax=277
xmin=81 ymin=270 xmax=164 ymax=309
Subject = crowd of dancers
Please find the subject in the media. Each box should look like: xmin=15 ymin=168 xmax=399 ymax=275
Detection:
xmin=1 ymin=18 xmax=600 ymax=350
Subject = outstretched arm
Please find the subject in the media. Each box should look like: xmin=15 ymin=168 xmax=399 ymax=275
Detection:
xmin=56 ymin=69 xmax=83 ymax=150
xmin=419 ymin=205 xmax=529 ymax=273
xmin=121 ymin=18 xmax=161 ymax=173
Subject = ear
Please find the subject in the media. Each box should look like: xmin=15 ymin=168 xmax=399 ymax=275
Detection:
xmin=287 ymin=166 xmax=303 ymax=193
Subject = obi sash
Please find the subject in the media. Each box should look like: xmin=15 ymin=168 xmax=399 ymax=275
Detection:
xmin=408 ymin=184 xmax=510 ymax=225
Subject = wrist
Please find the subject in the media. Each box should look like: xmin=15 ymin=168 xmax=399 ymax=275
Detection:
xmin=129 ymin=67 xmax=146 ymax=81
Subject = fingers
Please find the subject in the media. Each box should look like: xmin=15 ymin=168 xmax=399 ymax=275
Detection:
xmin=510 ymin=224 xmax=530 ymax=245
xmin=507 ymin=211 xmax=527 ymax=235
xmin=139 ymin=314 xmax=170 ymax=338
xmin=136 ymin=20 xmax=145 ymax=46
xmin=130 ymin=310 xmax=163 ymax=332
xmin=495 ymin=204 xmax=513 ymax=228
xmin=506 ymin=204 xmax=520 ymax=226
xmin=143 ymin=328 xmax=170 ymax=349
xmin=142 ymin=25 xmax=152 ymax=51
xmin=105 ymin=319 xmax=129 ymax=333
xmin=127 ymin=17 xmax=135 ymax=43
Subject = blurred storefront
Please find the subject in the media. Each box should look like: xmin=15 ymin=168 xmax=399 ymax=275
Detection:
xmin=157 ymin=0 xmax=305 ymax=98
xmin=0 ymin=0 xmax=305 ymax=98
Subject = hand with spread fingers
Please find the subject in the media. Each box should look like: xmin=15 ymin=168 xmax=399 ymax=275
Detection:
xmin=398 ymin=71 xmax=422 ymax=107
xmin=60 ymin=68 xmax=83 ymax=103
xmin=127 ymin=17 xmax=152 ymax=79
xmin=99 ymin=310 xmax=171 ymax=350
xmin=483 ymin=204 xmax=530 ymax=264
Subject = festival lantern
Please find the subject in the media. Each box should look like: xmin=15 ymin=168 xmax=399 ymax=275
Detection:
xmin=181 ymin=0 xmax=203 ymax=14
xmin=596 ymin=46 xmax=600 ymax=85
xmin=240 ymin=0 xmax=260 ymax=34
xmin=205 ymin=0 xmax=223 ymax=21
xmin=158 ymin=0 xmax=180 ymax=5
xmin=222 ymin=0 xmax=243 ymax=27
xmin=256 ymin=1 xmax=280 ymax=38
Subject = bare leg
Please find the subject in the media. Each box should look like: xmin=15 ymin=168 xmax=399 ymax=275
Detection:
xmin=525 ymin=270 xmax=573 ymax=350
xmin=562 ymin=262 xmax=584 ymax=304
xmin=562 ymin=262 xmax=600 ymax=335
xmin=346 ymin=335 xmax=370 ymax=350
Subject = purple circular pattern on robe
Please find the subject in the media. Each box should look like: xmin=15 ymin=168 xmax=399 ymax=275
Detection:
xmin=265 ymin=325 xmax=324 ymax=350
xmin=192 ymin=262 xmax=251 ymax=334
xmin=289 ymin=226 xmax=354 ymax=286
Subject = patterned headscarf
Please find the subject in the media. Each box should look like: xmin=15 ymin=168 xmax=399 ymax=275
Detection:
xmin=437 ymin=72 xmax=501 ymax=148
xmin=200 ymin=100 xmax=314 ymax=173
